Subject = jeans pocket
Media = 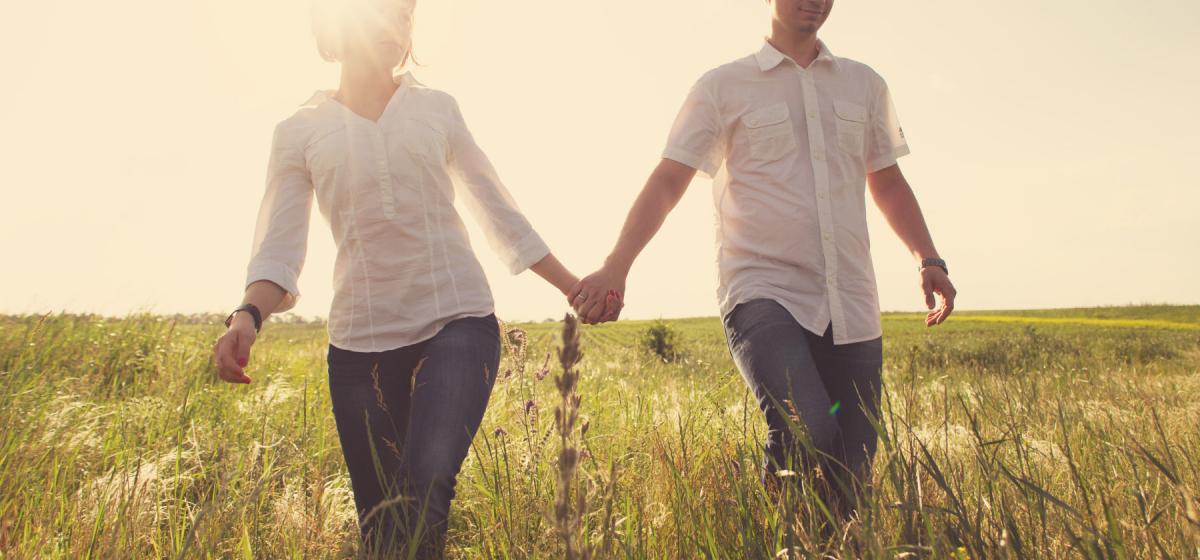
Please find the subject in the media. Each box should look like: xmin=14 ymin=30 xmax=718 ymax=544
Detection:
xmin=726 ymin=299 xmax=785 ymax=342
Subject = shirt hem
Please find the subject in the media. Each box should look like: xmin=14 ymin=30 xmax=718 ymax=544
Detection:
xmin=830 ymin=330 xmax=884 ymax=345
xmin=719 ymin=293 xmax=882 ymax=346
xmin=325 ymin=308 xmax=498 ymax=353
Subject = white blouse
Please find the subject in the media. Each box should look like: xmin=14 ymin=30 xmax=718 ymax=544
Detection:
xmin=245 ymin=71 xmax=550 ymax=352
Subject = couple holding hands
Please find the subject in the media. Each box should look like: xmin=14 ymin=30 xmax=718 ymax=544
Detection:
xmin=212 ymin=0 xmax=956 ymax=555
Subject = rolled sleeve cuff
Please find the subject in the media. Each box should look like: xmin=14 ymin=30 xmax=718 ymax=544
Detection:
xmin=663 ymin=147 xmax=719 ymax=178
xmin=246 ymin=259 xmax=300 ymax=313
xmin=867 ymin=144 xmax=911 ymax=174
xmin=503 ymin=230 xmax=551 ymax=275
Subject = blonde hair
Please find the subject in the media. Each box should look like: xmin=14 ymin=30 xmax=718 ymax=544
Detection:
xmin=310 ymin=0 xmax=416 ymax=66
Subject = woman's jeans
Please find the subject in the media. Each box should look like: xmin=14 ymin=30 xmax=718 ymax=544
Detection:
xmin=722 ymin=299 xmax=883 ymax=517
xmin=326 ymin=314 xmax=500 ymax=556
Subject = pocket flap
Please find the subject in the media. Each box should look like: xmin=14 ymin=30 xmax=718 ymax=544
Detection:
xmin=742 ymin=103 xmax=790 ymax=129
xmin=833 ymin=100 xmax=867 ymax=123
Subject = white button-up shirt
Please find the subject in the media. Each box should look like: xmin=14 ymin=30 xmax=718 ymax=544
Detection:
xmin=245 ymin=71 xmax=550 ymax=352
xmin=663 ymin=40 xmax=909 ymax=344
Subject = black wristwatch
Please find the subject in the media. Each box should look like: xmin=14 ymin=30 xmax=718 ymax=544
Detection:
xmin=225 ymin=303 xmax=263 ymax=333
xmin=919 ymin=257 xmax=948 ymax=275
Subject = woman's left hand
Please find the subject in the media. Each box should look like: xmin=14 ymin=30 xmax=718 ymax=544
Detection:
xmin=568 ymin=265 xmax=627 ymax=324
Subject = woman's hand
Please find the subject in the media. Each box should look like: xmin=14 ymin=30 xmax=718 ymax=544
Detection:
xmin=568 ymin=265 xmax=627 ymax=325
xmin=599 ymin=289 xmax=624 ymax=323
xmin=212 ymin=314 xmax=256 ymax=384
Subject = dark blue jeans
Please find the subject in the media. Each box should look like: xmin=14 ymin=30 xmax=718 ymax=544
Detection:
xmin=326 ymin=314 xmax=500 ymax=557
xmin=722 ymin=299 xmax=883 ymax=516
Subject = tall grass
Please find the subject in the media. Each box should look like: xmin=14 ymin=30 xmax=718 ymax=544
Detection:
xmin=1 ymin=309 xmax=1198 ymax=558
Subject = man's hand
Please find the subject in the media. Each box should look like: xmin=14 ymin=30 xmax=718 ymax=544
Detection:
xmin=568 ymin=266 xmax=627 ymax=325
xmin=212 ymin=314 xmax=256 ymax=384
xmin=921 ymin=266 xmax=956 ymax=327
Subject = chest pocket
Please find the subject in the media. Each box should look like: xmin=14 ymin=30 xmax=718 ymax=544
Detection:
xmin=833 ymin=100 xmax=867 ymax=157
xmin=741 ymin=103 xmax=796 ymax=162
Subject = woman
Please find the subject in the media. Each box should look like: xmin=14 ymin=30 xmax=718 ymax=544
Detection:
xmin=211 ymin=0 xmax=616 ymax=554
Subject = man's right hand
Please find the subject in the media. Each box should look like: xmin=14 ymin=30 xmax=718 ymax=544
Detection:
xmin=920 ymin=266 xmax=957 ymax=327
xmin=212 ymin=314 xmax=256 ymax=384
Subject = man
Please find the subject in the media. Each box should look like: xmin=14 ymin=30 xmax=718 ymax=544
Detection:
xmin=569 ymin=0 xmax=956 ymax=517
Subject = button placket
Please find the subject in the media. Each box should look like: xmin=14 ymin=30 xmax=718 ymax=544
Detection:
xmin=798 ymin=67 xmax=846 ymax=339
xmin=372 ymin=126 xmax=395 ymax=219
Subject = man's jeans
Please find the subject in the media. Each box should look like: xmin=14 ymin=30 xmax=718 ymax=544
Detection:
xmin=326 ymin=314 xmax=500 ymax=557
xmin=722 ymin=298 xmax=883 ymax=515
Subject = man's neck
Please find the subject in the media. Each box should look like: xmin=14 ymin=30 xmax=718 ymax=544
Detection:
xmin=767 ymin=24 xmax=821 ymax=68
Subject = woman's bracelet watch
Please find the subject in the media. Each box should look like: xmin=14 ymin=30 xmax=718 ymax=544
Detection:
xmin=224 ymin=303 xmax=263 ymax=332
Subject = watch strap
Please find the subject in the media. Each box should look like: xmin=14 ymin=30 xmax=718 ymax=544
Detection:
xmin=225 ymin=303 xmax=263 ymax=332
xmin=920 ymin=257 xmax=948 ymax=275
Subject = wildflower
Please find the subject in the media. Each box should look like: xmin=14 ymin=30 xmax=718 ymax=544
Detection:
xmin=535 ymin=352 xmax=551 ymax=381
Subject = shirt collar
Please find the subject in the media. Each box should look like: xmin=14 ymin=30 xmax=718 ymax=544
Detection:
xmin=393 ymin=69 xmax=421 ymax=87
xmin=303 ymin=69 xmax=422 ymax=107
xmin=754 ymin=39 xmax=838 ymax=72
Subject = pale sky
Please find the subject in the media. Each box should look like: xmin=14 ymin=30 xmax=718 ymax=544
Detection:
xmin=2 ymin=0 xmax=1198 ymax=321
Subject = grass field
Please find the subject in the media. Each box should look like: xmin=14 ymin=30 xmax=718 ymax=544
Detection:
xmin=1 ymin=306 xmax=1198 ymax=558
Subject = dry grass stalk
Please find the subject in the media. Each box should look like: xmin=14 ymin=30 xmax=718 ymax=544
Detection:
xmin=553 ymin=313 xmax=591 ymax=560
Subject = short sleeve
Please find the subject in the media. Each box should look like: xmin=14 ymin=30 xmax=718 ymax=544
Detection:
xmin=446 ymin=95 xmax=550 ymax=275
xmin=662 ymin=73 xmax=726 ymax=178
xmin=865 ymin=71 xmax=911 ymax=174
xmin=244 ymin=122 xmax=314 ymax=313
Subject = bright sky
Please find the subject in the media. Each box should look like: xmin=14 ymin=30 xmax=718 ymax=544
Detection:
xmin=2 ymin=0 xmax=1198 ymax=321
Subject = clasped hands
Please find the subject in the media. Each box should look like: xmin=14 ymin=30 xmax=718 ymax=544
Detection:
xmin=566 ymin=264 xmax=626 ymax=325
